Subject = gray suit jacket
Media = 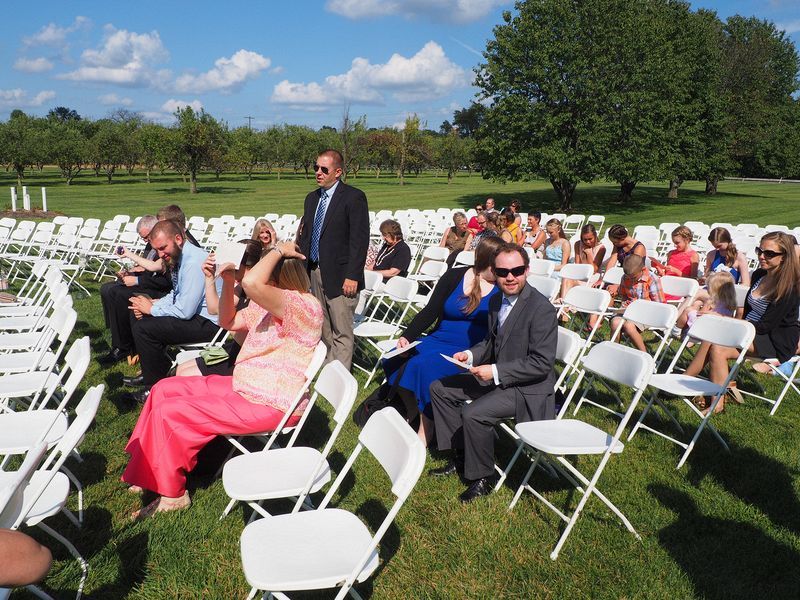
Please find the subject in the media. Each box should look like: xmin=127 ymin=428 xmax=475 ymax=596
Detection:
xmin=469 ymin=282 xmax=558 ymax=420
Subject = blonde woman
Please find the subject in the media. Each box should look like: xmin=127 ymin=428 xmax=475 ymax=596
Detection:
xmin=543 ymin=218 xmax=570 ymax=272
xmin=251 ymin=218 xmax=277 ymax=250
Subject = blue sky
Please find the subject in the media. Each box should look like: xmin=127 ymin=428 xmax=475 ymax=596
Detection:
xmin=1 ymin=0 xmax=797 ymax=130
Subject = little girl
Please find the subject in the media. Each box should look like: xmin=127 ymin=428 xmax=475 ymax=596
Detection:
xmin=676 ymin=271 xmax=737 ymax=333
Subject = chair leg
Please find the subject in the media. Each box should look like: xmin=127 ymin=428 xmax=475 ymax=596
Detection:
xmin=37 ymin=522 xmax=87 ymax=599
xmin=219 ymin=498 xmax=238 ymax=520
xmin=508 ymin=452 xmax=541 ymax=510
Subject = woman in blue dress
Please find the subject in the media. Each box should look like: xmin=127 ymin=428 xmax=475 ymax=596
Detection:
xmin=382 ymin=236 xmax=504 ymax=446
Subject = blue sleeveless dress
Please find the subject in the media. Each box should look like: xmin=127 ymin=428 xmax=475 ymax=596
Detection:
xmin=709 ymin=250 xmax=741 ymax=283
xmin=384 ymin=282 xmax=498 ymax=417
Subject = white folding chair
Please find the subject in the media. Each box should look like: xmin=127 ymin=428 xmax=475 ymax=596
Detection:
xmin=453 ymin=250 xmax=475 ymax=267
xmin=529 ymin=258 xmax=555 ymax=277
xmin=628 ymin=315 xmax=755 ymax=468
xmin=737 ymin=354 xmax=800 ymax=416
xmin=526 ymin=274 xmax=560 ymax=303
xmin=556 ymin=286 xmax=612 ymax=366
xmin=239 ymin=407 xmax=425 ymax=600
xmin=660 ymin=275 xmax=699 ymax=307
xmin=221 ymin=361 xmax=358 ymax=520
xmin=0 ymin=306 xmax=77 ymax=375
xmin=556 ymin=263 xmax=594 ymax=284
xmin=354 ymin=270 xmax=384 ymax=324
xmin=508 ymin=342 xmax=654 ymax=560
xmin=600 ymin=266 xmax=623 ymax=289
xmin=607 ymin=300 xmax=678 ymax=370
xmin=586 ymin=215 xmax=605 ymax=235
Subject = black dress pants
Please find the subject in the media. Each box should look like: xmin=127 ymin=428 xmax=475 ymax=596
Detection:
xmin=100 ymin=282 xmax=168 ymax=353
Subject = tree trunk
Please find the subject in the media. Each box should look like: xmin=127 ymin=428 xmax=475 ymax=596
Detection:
xmin=618 ymin=181 xmax=636 ymax=202
xmin=106 ymin=169 xmax=113 ymax=183
xmin=667 ymin=178 xmax=683 ymax=199
xmin=550 ymin=179 xmax=576 ymax=212
xmin=190 ymin=170 xmax=198 ymax=194
xmin=146 ymin=168 xmax=151 ymax=184
xmin=705 ymin=176 xmax=718 ymax=195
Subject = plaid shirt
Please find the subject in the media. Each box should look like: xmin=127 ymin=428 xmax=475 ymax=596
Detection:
xmin=617 ymin=269 xmax=665 ymax=306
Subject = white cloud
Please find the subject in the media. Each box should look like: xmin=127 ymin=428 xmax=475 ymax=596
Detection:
xmin=269 ymin=65 xmax=285 ymax=75
xmin=23 ymin=16 xmax=90 ymax=48
xmin=13 ymin=57 xmax=54 ymax=73
xmin=161 ymin=98 xmax=203 ymax=113
xmin=0 ymin=89 xmax=56 ymax=108
xmin=271 ymin=41 xmax=467 ymax=108
xmin=58 ymin=26 xmax=170 ymax=87
xmin=777 ymin=19 xmax=800 ymax=34
xmin=99 ymin=93 xmax=133 ymax=106
xmin=326 ymin=0 xmax=507 ymax=24
xmin=173 ymin=49 xmax=270 ymax=94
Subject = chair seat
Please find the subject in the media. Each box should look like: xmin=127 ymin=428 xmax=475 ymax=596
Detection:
xmin=0 ymin=331 xmax=42 ymax=350
xmin=0 ymin=411 xmax=68 ymax=454
xmin=0 ymin=471 xmax=70 ymax=526
xmin=223 ymin=447 xmax=331 ymax=501
xmin=353 ymin=322 xmax=399 ymax=337
xmin=515 ymin=419 xmax=624 ymax=455
xmin=0 ymin=351 xmax=56 ymax=374
xmin=175 ymin=349 xmax=203 ymax=364
xmin=0 ymin=305 xmax=41 ymax=317
xmin=0 ymin=371 xmax=56 ymax=398
xmin=0 ymin=315 xmax=40 ymax=331
xmin=240 ymin=508 xmax=378 ymax=591
xmin=408 ymin=274 xmax=438 ymax=282
xmin=648 ymin=374 xmax=725 ymax=397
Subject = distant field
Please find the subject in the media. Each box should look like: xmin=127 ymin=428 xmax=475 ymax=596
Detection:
xmin=2 ymin=167 xmax=799 ymax=229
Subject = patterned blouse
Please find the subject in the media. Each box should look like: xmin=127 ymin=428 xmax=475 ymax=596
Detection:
xmin=617 ymin=270 xmax=666 ymax=307
xmin=232 ymin=289 xmax=323 ymax=415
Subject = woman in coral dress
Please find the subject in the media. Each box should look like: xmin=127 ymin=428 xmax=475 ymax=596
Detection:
xmin=122 ymin=241 xmax=323 ymax=519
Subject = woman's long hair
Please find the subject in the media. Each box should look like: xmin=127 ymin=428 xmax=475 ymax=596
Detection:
xmin=463 ymin=236 xmax=505 ymax=314
xmin=706 ymin=271 xmax=737 ymax=314
xmin=270 ymin=244 xmax=311 ymax=293
xmin=756 ymin=232 xmax=800 ymax=301
xmin=546 ymin=218 xmax=566 ymax=239
xmin=708 ymin=227 xmax=738 ymax=268
xmin=252 ymin=218 xmax=277 ymax=249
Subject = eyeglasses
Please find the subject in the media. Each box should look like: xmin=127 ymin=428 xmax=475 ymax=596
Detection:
xmin=313 ymin=164 xmax=329 ymax=174
xmin=755 ymin=247 xmax=784 ymax=260
xmin=494 ymin=265 xmax=526 ymax=278
xmin=477 ymin=219 xmax=487 ymax=225
xmin=476 ymin=207 xmax=484 ymax=212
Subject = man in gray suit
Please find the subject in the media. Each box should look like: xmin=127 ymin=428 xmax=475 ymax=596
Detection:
xmin=430 ymin=243 xmax=558 ymax=502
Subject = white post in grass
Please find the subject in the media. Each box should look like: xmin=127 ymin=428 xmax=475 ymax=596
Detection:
xmin=41 ymin=187 xmax=47 ymax=212
xmin=22 ymin=186 xmax=30 ymax=210
xmin=10 ymin=187 xmax=17 ymax=212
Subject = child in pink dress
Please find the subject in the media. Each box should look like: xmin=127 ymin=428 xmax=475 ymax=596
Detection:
xmin=122 ymin=242 xmax=323 ymax=519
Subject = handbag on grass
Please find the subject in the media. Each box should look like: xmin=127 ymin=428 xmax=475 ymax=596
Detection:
xmin=200 ymin=346 xmax=230 ymax=366
xmin=352 ymin=357 xmax=416 ymax=428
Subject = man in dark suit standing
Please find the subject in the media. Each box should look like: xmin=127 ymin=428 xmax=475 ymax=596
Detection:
xmin=298 ymin=149 xmax=369 ymax=370
xmin=430 ymin=243 xmax=558 ymax=502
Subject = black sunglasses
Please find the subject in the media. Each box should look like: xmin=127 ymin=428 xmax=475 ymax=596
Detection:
xmin=313 ymin=163 xmax=329 ymax=174
xmin=476 ymin=207 xmax=484 ymax=211
xmin=755 ymin=247 xmax=784 ymax=259
xmin=494 ymin=265 xmax=526 ymax=278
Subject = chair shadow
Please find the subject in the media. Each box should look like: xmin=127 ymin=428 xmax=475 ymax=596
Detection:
xmin=684 ymin=441 xmax=800 ymax=536
xmin=67 ymin=450 xmax=108 ymax=488
xmin=649 ymin=484 xmax=800 ymax=600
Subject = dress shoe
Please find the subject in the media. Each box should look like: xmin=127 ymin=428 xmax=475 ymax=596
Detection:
xmin=428 ymin=453 xmax=464 ymax=477
xmin=459 ymin=474 xmax=499 ymax=503
xmin=123 ymin=375 xmax=145 ymax=387
xmin=123 ymin=389 xmax=149 ymax=404
xmin=98 ymin=348 xmax=129 ymax=367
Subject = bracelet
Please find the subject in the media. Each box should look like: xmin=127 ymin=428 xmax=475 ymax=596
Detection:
xmin=271 ymin=247 xmax=284 ymax=257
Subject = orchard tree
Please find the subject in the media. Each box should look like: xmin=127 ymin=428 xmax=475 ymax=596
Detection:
xmin=228 ymin=126 xmax=259 ymax=179
xmin=90 ymin=119 xmax=127 ymax=183
xmin=137 ymin=123 xmax=172 ymax=183
xmin=173 ymin=106 xmax=226 ymax=193
xmin=48 ymin=119 xmax=86 ymax=185
xmin=0 ymin=110 xmax=36 ymax=186
xmin=452 ymin=103 xmax=486 ymax=138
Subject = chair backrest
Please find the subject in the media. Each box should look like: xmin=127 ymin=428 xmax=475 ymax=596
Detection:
xmin=602 ymin=266 xmax=624 ymax=287
xmin=453 ymin=250 xmax=475 ymax=267
xmin=562 ymin=286 xmax=611 ymax=314
xmin=581 ymin=341 xmax=655 ymax=389
xmin=527 ymin=274 xmax=560 ymax=302
xmin=559 ymin=263 xmax=594 ymax=282
xmin=556 ymin=326 xmax=583 ymax=366
xmin=303 ymin=340 xmax=328 ymax=381
xmin=686 ymin=313 xmax=755 ymax=349
xmin=421 ymin=246 xmax=450 ymax=262
xmin=363 ymin=269 xmax=383 ymax=292
xmin=382 ymin=276 xmax=418 ymax=302
xmin=34 ymin=336 xmax=91 ymax=412
xmin=619 ymin=299 xmax=678 ymax=331
xmin=0 ymin=443 xmax=47 ymax=529
xmin=417 ymin=260 xmax=448 ymax=279
xmin=734 ymin=283 xmax=749 ymax=309
xmin=661 ymin=276 xmax=699 ymax=300
xmin=312 ymin=361 xmax=358 ymax=425
xmin=529 ymin=258 xmax=555 ymax=277
xmin=40 ymin=386 xmax=103 ymax=475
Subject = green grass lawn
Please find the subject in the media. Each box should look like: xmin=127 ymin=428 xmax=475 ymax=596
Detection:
xmin=6 ymin=171 xmax=800 ymax=599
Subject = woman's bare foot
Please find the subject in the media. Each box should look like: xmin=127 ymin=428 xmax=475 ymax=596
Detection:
xmin=127 ymin=485 xmax=144 ymax=495
xmin=702 ymin=398 xmax=725 ymax=416
xmin=131 ymin=492 xmax=190 ymax=520
xmin=752 ymin=361 xmax=777 ymax=375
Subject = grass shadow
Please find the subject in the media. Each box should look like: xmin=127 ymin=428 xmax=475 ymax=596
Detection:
xmin=649 ymin=483 xmax=800 ymax=600
xmin=157 ymin=186 xmax=249 ymax=195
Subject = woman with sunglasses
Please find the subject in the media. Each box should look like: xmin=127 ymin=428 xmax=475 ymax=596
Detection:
xmin=467 ymin=204 xmax=484 ymax=234
xmin=465 ymin=211 xmax=501 ymax=251
xmin=684 ymin=232 xmax=800 ymax=414
xmin=251 ymin=218 xmax=277 ymax=250
xmin=382 ymin=237 xmax=504 ymax=446
xmin=702 ymin=227 xmax=750 ymax=286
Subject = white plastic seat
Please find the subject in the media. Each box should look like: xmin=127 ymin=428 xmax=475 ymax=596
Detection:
xmin=556 ymin=263 xmax=594 ymax=283
xmin=508 ymin=342 xmax=654 ymax=560
xmin=239 ymin=408 xmax=425 ymax=600
xmin=221 ymin=361 xmax=358 ymax=520
xmin=601 ymin=266 xmax=623 ymax=288
xmin=0 ymin=306 xmax=76 ymax=375
xmin=607 ymin=299 xmax=678 ymax=369
xmin=526 ymin=274 xmax=559 ymax=302
xmin=556 ymin=286 xmax=611 ymax=367
xmin=529 ymin=258 xmax=555 ymax=277
xmin=453 ymin=250 xmax=474 ymax=267
xmin=660 ymin=275 xmax=699 ymax=306
xmin=628 ymin=314 xmax=756 ymax=468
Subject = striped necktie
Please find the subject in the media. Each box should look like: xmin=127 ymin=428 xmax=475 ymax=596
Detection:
xmin=309 ymin=189 xmax=329 ymax=262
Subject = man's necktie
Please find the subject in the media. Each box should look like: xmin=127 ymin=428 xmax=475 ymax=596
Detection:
xmin=309 ymin=189 xmax=329 ymax=263
xmin=498 ymin=296 xmax=512 ymax=330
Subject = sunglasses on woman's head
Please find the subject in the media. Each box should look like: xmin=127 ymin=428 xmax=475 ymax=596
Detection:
xmin=493 ymin=265 xmax=526 ymax=278
xmin=755 ymin=247 xmax=784 ymax=259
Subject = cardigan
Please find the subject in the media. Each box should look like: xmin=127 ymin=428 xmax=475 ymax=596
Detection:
xmin=744 ymin=269 xmax=800 ymax=363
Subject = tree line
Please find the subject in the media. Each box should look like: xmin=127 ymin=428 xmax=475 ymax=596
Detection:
xmin=474 ymin=0 xmax=800 ymax=209
xmin=0 ymin=106 xmax=478 ymax=194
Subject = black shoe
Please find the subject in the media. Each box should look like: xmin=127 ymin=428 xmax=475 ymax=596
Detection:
xmin=98 ymin=348 xmax=128 ymax=367
xmin=459 ymin=475 xmax=499 ymax=503
xmin=123 ymin=375 xmax=145 ymax=387
xmin=123 ymin=389 xmax=149 ymax=404
xmin=428 ymin=456 xmax=464 ymax=477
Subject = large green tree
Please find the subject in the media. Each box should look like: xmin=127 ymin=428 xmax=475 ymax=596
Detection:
xmin=0 ymin=110 xmax=37 ymax=186
xmin=172 ymin=107 xmax=226 ymax=194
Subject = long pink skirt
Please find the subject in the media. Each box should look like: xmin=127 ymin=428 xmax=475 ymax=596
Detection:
xmin=122 ymin=375 xmax=298 ymax=497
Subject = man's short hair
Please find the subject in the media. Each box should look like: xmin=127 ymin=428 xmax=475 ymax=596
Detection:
xmin=149 ymin=219 xmax=183 ymax=241
xmin=622 ymin=253 xmax=645 ymax=276
xmin=318 ymin=149 xmax=344 ymax=171
xmin=157 ymin=205 xmax=187 ymax=230
xmin=136 ymin=215 xmax=158 ymax=235
xmin=495 ymin=243 xmax=529 ymax=268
